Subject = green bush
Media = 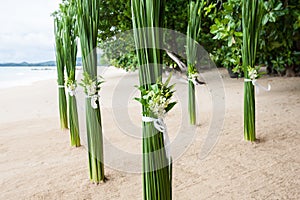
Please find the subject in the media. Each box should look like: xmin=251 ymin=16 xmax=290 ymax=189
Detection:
xmin=98 ymin=0 xmax=300 ymax=75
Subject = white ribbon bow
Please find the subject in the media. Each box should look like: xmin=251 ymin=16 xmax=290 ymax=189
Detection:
xmin=58 ymin=85 xmax=65 ymax=89
xmin=188 ymin=78 xmax=199 ymax=86
xmin=86 ymin=94 xmax=100 ymax=109
xmin=142 ymin=116 xmax=171 ymax=162
xmin=245 ymin=79 xmax=271 ymax=94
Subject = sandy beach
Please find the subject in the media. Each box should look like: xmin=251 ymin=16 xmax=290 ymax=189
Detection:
xmin=0 ymin=67 xmax=299 ymax=199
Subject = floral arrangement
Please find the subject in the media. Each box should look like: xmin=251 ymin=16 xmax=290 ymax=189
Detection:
xmin=188 ymin=66 xmax=199 ymax=81
xmin=135 ymin=75 xmax=176 ymax=119
xmin=247 ymin=66 xmax=263 ymax=80
xmin=66 ymin=78 xmax=77 ymax=97
xmin=80 ymin=72 xmax=104 ymax=109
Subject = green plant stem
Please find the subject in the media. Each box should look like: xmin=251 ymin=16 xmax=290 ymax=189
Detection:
xmin=244 ymin=82 xmax=256 ymax=141
xmin=58 ymin=88 xmax=68 ymax=129
xmin=86 ymin=100 xmax=104 ymax=182
xmin=68 ymin=95 xmax=80 ymax=146
xmin=142 ymin=123 xmax=171 ymax=200
xmin=188 ymin=80 xmax=196 ymax=125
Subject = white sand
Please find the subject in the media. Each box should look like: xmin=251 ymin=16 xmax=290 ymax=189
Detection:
xmin=0 ymin=67 xmax=299 ymax=199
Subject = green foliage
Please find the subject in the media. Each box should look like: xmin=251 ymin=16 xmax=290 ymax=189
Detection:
xmin=99 ymin=0 xmax=189 ymax=71
xmin=259 ymin=0 xmax=300 ymax=74
xmin=202 ymin=0 xmax=300 ymax=75
xmin=99 ymin=0 xmax=299 ymax=74
xmin=204 ymin=0 xmax=244 ymax=74
xmin=97 ymin=0 xmax=136 ymax=70
xmin=79 ymin=72 xmax=104 ymax=95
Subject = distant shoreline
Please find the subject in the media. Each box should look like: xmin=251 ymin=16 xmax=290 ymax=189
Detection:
xmin=0 ymin=58 xmax=82 ymax=67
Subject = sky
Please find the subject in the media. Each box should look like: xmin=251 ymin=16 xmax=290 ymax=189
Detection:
xmin=0 ymin=0 xmax=61 ymax=63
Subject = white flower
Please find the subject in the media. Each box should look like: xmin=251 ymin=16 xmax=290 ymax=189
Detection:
xmin=69 ymin=83 xmax=76 ymax=91
xmin=148 ymin=94 xmax=169 ymax=118
xmin=86 ymin=82 xmax=97 ymax=96
xmin=67 ymin=83 xmax=77 ymax=96
xmin=249 ymin=68 xmax=258 ymax=80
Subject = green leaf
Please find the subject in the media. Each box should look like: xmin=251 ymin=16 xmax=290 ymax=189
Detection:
xmin=274 ymin=2 xmax=283 ymax=11
xmin=165 ymin=102 xmax=176 ymax=113
xmin=262 ymin=15 xmax=269 ymax=25
xmin=228 ymin=36 xmax=233 ymax=47
xmin=234 ymin=32 xmax=243 ymax=37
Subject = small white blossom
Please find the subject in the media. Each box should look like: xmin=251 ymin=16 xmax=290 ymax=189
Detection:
xmin=67 ymin=83 xmax=77 ymax=96
xmin=248 ymin=68 xmax=258 ymax=80
xmin=87 ymin=82 xmax=97 ymax=96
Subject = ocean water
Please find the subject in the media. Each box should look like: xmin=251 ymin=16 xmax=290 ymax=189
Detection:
xmin=0 ymin=67 xmax=57 ymax=89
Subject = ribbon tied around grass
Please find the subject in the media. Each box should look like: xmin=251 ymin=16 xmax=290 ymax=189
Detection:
xmin=87 ymin=94 xmax=101 ymax=109
xmin=188 ymin=77 xmax=199 ymax=86
xmin=142 ymin=116 xmax=171 ymax=163
xmin=80 ymin=72 xmax=104 ymax=109
xmin=58 ymin=85 xmax=65 ymax=89
xmin=244 ymin=79 xmax=271 ymax=94
xmin=245 ymin=67 xmax=271 ymax=94
xmin=188 ymin=72 xmax=199 ymax=86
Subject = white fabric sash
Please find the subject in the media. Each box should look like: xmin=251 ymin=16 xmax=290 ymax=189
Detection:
xmin=142 ymin=116 xmax=171 ymax=162
xmin=244 ymin=79 xmax=271 ymax=93
xmin=188 ymin=78 xmax=199 ymax=85
xmin=86 ymin=94 xmax=100 ymax=109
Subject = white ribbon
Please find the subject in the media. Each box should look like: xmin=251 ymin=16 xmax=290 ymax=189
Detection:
xmin=188 ymin=78 xmax=199 ymax=86
xmin=58 ymin=85 xmax=65 ymax=89
xmin=142 ymin=116 xmax=171 ymax=162
xmin=244 ymin=79 xmax=271 ymax=93
xmin=86 ymin=94 xmax=100 ymax=109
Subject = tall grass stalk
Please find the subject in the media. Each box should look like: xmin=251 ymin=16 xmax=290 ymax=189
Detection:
xmin=131 ymin=0 xmax=172 ymax=199
xmin=187 ymin=0 xmax=204 ymax=125
xmin=53 ymin=12 xmax=68 ymax=130
xmin=76 ymin=0 xmax=105 ymax=182
xmin=61 ymin=0 xmax=81 ymax=147
xmin=242 ymin=0 xmax=264 ymax=141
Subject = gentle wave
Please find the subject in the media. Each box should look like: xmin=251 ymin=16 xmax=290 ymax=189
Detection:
xmin=0 ymin=67 xmax=57 ymax=89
